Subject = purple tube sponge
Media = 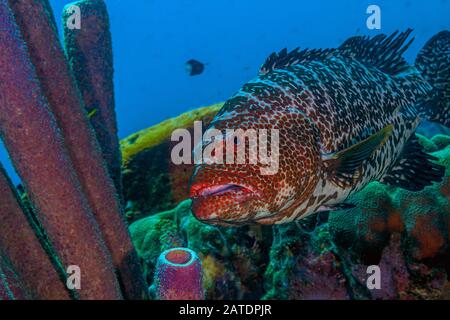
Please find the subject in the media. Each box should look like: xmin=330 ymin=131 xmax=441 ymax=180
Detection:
xmin=0 ymin=255 xmax=30 ymax=300
xmin=154 ymin=248 xmax=204 ymax=300
xmin=7 ymin=0 xmax=145 ymax=299
xmin=0 ymin=0 xmax=122 ymax=299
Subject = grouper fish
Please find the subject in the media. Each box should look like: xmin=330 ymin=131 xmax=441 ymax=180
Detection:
xmin=189 ymin=30 xmax=450 ymax=226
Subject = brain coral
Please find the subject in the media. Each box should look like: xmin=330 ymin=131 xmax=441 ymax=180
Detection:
xmin=329 ymin=135 xmax=449 ymax=261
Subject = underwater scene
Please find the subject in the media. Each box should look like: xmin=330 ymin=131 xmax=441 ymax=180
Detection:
xmin=0 ymin=0 xmax=449 ymax=303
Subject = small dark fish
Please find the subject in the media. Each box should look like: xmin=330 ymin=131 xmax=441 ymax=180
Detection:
xmin=186 ymin=59 xmax=205 ymax=76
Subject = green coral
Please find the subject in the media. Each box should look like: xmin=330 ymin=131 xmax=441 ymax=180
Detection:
xmin=129 ymin=200 xmax=190 ymax=261
xmin=431 ymin=134 xmax=450 ymax=150
xmin=121 ymin=103 xmax=223 ymax=165
xmin=416 ymin=133 xmax=438 ymax=152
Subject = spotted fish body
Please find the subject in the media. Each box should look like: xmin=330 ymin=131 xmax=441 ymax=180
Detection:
xmin=190 ymin=30 xmax=449 ymax=226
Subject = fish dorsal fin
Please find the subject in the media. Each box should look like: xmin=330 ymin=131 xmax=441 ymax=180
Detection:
xmin=323 ymin=124 xmax=394 ymax=188
xmin=338 ymin=29 xmax=414 ymax=75
xmin=259 ymin=47 xmax=335 ymax=75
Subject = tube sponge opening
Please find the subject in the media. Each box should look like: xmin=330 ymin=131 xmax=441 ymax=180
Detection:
xmin=154 ymin=247 xmax=204 ymax=300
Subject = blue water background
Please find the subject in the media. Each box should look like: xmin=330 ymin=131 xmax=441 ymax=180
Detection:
xmin=1 ymin=0 xmax=449 ymax=183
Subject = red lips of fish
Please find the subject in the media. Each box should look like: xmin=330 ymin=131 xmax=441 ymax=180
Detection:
xmin=190 ymin=183 xmax=253 ymax=199
xmin=189 ymin=172 xmax=264 ymax=225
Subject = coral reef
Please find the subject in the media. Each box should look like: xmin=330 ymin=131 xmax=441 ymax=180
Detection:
xmin=0 ymin=0 xmax=144 ymax=299
xmin=121 ymin=104 xmax=222 ymax=221
xmin=130 ymin=199 xmax=274 ymax=299
xmin=0 ymin=0 xmax=446 ymax=300
xmin=263 ymin=223 xmax=350 ymax=300
xmin=264 ymin=135 xmax=449 ymax=299
xmin=128 ymin=133 xmax=449 ymax=299
xmin=152 ymin=247 xmax=204 ymax=300
xmin=328 ymin=138 xmax=449 ymax=262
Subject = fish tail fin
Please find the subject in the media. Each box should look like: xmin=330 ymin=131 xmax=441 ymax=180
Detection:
xmin=415 ymin=30 xmax=450 ymax=127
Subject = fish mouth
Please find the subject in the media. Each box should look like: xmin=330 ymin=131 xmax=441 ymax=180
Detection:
xmin=190 ymin=182 xmax=261 ymax=224
xmin=190 ymin=183 xmax=256 ymax=199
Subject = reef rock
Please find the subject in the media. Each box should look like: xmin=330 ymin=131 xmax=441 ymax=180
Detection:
xmin=121 ymin=104 xmax=222 ymax=222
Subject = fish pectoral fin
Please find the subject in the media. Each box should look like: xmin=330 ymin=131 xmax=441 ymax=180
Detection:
xmin=323 ymin=124 xmax=394 ymax=188
xmin=380 ymin=134 xmax=445 ymax=191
